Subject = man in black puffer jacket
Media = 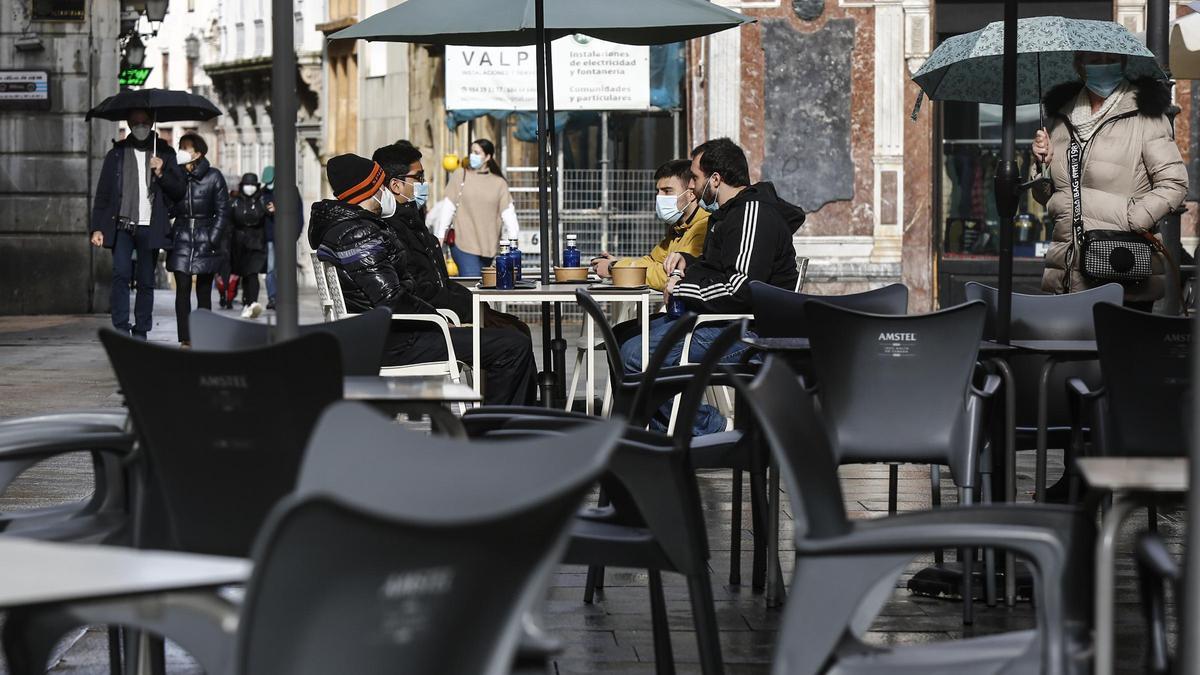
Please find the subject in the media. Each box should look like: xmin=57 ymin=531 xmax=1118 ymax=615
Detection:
xmin=309 ymin=154 xmax=537 ymax=405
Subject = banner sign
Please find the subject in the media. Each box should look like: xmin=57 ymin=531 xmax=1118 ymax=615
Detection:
xmin=0 ymin=71 xmax=50 ymax=110
xmin=446 ymin=35 xmax=650 ymax=111
xmin=32 ymin=0 xmax=85 ymax=21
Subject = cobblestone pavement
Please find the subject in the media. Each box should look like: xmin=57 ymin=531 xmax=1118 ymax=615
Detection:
xmin=0 ymin=290 xmax=1182 ymax=673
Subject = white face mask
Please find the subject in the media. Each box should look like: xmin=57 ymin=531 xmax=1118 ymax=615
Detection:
xmin=656 ymin=194 xmax=684 ymax=225
xmin=175 ymin=149 xmax=195 ymax=166
xmin=469 ymin=153 xmax=485 ymax=170
xmin=130 ymin=124 xmax=152 ymax=142
xmin=375 ymin=187 xmax=397 ymax=218
xmin=242 ymin=185 xmax=258 ymax=196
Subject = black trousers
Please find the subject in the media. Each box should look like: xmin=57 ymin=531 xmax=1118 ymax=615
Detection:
xmin=173 ymin=272 xmax=214 ymax=343
xmin=385 ymin=326 xmax=537 ymax=406
xmin=241 ymin=274 xmax=260 ymax=305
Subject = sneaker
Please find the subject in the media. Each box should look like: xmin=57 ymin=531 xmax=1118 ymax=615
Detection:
xmin=131 ymin=331 xmax=148 ymax=341
xmin=266 ymin=300 xmax=276 ymax=310
xmin=241 ymin=302 xmax=264 ymax=319
xmin=180 ymin=341 xmax=191 ymax=350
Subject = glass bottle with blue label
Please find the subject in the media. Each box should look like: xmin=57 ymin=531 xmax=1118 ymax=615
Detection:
xmin=668 ymin=272 xmax=686 ymax=317
xmin=563 ymin=234 xmax=580 ymax=268
xmin=508 ymin=238 xmax=522 ymax=282
xmin=495 ymin=243 xmax=514 ymax=290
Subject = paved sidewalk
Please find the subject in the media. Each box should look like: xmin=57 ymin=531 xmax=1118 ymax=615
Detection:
xmin=0 ymin=289 xmax=1180 ymax=674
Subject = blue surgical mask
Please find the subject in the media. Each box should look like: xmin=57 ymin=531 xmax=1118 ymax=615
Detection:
xmin=656 ymin=194 xmax=684 ymax=225
xmin=411 ymin=181 xmax=429 ymax=207
xmin=1083 ymin=63 xmax=1125 ymax=99
xmin=469 ymin=154 xmax=485 ymax=170
xmin=698 ymin=175 xmax=719 ymax=213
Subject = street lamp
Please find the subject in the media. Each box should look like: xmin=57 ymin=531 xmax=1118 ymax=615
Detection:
xmin=120 ymin=7 xmax=141 ymax=35
xmin=185 ymin=35 xmax=201 ymax=60
xmin=125 ymin=33 xmax=147 ymax=68
xmin=144 ymin=0 xmax=168 ymax=23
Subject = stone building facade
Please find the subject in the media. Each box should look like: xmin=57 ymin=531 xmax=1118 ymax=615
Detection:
xmin=0 ymin=1 xmax=120 ymax=314
xmin=695 ymin=0 xmax=1194 ymax=311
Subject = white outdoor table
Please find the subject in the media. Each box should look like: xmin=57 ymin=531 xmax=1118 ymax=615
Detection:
xmin=1078 ymin=457 xmax=1188 ymax=675
xmin=471 ymin=282 xmax=660 ymax=413
xmin=0 ymin=537 xmax=249 ymax=608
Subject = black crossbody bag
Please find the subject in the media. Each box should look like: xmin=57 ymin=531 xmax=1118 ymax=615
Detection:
xmin=1065 ymin=133 xmax=1160 ymax=289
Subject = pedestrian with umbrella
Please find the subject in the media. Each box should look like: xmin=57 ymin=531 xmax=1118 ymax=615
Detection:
xmin=1032 ymin=52 xmax=1185 ymax=309
xmin=87 ymin=88 xmax=221 ymax=339
xmin=911 ymin=15 xmax=1178 ymax=331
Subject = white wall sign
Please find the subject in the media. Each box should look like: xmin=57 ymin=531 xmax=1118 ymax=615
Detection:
xmin=445 ymin=36 xmax=650 ymax=111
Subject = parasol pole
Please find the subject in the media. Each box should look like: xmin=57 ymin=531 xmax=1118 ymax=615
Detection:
xmin=994 ymin=0 xmax=1018 ymax=347
xmin=534 ymin=0 xmax=554 ymax=394
xmin=271 ymin=0 xmax=299 ymax=340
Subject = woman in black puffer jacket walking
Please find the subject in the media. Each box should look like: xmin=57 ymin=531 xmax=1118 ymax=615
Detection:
xmin=167 ymin=133 xmax=229 ymax=347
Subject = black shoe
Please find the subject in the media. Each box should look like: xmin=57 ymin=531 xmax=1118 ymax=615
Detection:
xmin=131 ymin=331 xmax=148 ymax=341
xmin=266 ymin=300 xmax=276 ymax=310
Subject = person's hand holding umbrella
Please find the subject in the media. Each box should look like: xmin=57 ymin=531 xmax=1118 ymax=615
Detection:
xmin=1033 ymin=128 xmax=1053 ymax=170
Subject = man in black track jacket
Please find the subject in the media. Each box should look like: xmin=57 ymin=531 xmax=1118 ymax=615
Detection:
xmin=620 ymin=138 xmax=805 ymax=435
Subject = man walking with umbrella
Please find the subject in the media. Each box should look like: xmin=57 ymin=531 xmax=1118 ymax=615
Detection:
xmin=88 ymin=108 xmax=185 ymax=338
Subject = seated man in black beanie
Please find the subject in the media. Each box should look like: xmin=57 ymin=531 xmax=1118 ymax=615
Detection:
xmin=371 ymin=140 xmax=529 ymax=337
xmin=309 ymin=153 xmax=537 ymax=406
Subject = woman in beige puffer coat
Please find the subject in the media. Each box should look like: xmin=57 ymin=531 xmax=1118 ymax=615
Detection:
xmin=1032 ymin=54 xmax=1187 ymax=308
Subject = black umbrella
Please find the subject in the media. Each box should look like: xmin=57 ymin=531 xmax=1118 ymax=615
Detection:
xmin=85 ymin=88 xmax=221 ymax=123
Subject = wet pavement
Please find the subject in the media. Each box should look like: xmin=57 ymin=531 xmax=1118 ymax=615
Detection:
xmin=0 ymin=289 xmax=1183 ymax=674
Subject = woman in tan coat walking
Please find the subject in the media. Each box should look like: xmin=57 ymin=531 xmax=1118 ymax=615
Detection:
xmin=431 ymin=139 xmax=520 ymax=277
xmin=1032 ymin=52 xmax=1187 ymax=310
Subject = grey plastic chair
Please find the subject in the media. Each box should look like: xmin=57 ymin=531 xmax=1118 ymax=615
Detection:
xmin=2 ymin=402 xmax=623 ymax=675
xmin=728 ymin=358 xmax=1095 ymax=675
xmin=805 ymin=300 xmax=998 ymax=624
xmin=190 ymin=306 xmax=391 ymax=377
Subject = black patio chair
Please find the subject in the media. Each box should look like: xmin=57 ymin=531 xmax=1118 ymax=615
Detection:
xmin=1133 ymin=532 xmax=1181 ymax=675
xmin=750 ymin=281 xmax=909 ymax=338
xmin=2 ymin=402 xmax=623 ymax=675
xmin=473 ymin=291 xmax=769 ymax=584
xmin=805 ymin=300 xmax=998 ymax=625
xmin=964 ymin=282 xmax=1123 ymax=501
xmin=1067 ymin=303 xmax=1190 ymax=561
xmin=483 ymin=337 xmax=737 ymax=675
xmin=99 ymin=329 xmax=344 ymax=557
xmin=728 ymin=357 xmax=1095 ymax=675
xmin=1070 ymin=302 xmax=1191 ymax=461
xmin=190 ymin=306 xmax=391 ymax=377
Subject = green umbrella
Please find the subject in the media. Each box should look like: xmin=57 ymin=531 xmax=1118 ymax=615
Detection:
xmin=912 ymin=17 xmax=1164 ymax=113
xmin=331 ymin=0 xmax=750 ymax=404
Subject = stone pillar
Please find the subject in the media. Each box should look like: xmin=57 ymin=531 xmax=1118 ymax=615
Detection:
xmin=706 ymin=4 xmax=743 ymax=143
xmin=871 ymin=0 xmax=905 ymax=264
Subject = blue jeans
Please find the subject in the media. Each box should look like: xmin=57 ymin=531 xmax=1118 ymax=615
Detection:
xmin=450 ymin=246 xmax=493 ymax=277
xmin=111 ymin=227 xmax=157 ymax=336
xmin=265 ymin=241 xmax=276 ymax=302
xmin=619 ymin=315 xmax=752 ymax=436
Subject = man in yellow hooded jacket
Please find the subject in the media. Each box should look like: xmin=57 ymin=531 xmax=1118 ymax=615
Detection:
xmin=593 ymin=159 xmax=708 ymax=290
